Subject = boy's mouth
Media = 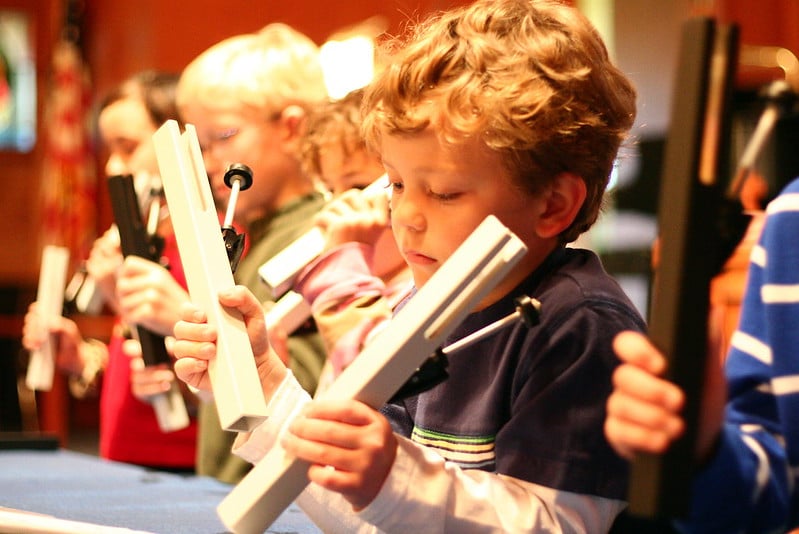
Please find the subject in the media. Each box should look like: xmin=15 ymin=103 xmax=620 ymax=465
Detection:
xmin=403 ymin=250 xmax=436 ymax=265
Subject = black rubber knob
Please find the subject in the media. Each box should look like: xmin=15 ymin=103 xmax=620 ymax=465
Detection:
xmin=224 ymin=163 xmax=254 ymax=190
xmin=760 ymin=79 xmax=797 ymax=113
xmin=514 ymin=295 xmax=542 ymax=327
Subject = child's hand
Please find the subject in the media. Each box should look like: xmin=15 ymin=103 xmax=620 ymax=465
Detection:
xmin=86 ymin=226 xmax=123 ymax=313
xmin=22 ymin=302 xmax=84 ymax=376
xmin=605 ymin=331 xmax=727 ymax=462
xmin=282 ymin=399 xmax=397 ymax=511
xmin=171 ymin=285 xmax=287 ymax=395
xmin=315 ymin=188 xmax=390 ymax=250
xmin=605 ymin=331 xmax=686 ymax=459
xmin=122 ymin=338 xmax=175 ymax=400
xmin=171 ymin=304 xmax=220 ymax=392
xmin=116 ymin=255 xmax=189 ymax=337
xmin=21 ymin=302 xmax=46 ymax=352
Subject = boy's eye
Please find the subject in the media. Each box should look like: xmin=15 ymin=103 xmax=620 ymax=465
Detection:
xmin=113 ymin=140 xmax=139 ymax=158
xmin=390 ymin=181 xmax=404 ymax=193
xmin=215 ymin=127 xmax=240 ymax=142
xmin=430 ymin=190 xmax=460 ymax=201
xmin=200 ymin=128 xmax=241 ymax=154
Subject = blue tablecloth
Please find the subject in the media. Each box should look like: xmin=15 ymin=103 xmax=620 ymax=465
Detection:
xmin=0 ymin=449 xmax=321 ymax=533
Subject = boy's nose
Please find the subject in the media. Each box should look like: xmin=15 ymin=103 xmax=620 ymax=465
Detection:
xmin=390 ymin=197 xmax=425 ymax=233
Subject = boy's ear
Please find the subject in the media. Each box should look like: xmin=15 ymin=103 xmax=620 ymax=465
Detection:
xmin=535 ymin=172 xmax=587 ymax=238
xmin=276 ymin=104 xmax=306 ymax=146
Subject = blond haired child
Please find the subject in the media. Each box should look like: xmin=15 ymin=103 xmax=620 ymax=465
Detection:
xmin=293 ymin=88 xmax=411 ymax=393
xmin=300 ymin=88 xmax=385 ymax=195
xmin=174 ymin=23 xmax=329 ymax=483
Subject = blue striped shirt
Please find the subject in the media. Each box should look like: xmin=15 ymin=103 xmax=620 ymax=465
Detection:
xmin=682 ymin=177 xmax=799 ymax=533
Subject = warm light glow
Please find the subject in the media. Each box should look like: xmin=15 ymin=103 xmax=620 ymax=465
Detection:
xmin=576 ymin=0 xmax=615 ymax=59
xmin=320 ymin=35 xmax=375 ymax=100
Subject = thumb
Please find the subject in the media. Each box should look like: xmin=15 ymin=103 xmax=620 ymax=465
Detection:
xmin=121 ymin=338 xmax=143 ymax=360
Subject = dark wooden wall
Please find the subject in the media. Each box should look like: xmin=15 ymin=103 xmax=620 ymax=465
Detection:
xmin=0 ymin=0 xmax=471 ymax=287
xmin=3 ymin=0 xmax=797 ymax=288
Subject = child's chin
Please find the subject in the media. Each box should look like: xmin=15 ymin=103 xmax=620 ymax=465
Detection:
xmin=410 ymin=271 xmax=429 ymax=289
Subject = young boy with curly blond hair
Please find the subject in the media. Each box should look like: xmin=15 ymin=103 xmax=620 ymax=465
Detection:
xmin=173 ymin=1 xmax=644 ymax=531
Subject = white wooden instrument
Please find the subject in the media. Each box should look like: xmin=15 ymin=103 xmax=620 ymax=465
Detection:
xmin=218 ymin=214 xmax=527 ymax=533
xmin=25 ymin=245 xmax=70 ymax=391
xmin=153 ymin=119 xmax=268 ymax=432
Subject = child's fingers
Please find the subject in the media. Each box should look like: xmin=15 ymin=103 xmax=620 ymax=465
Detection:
xmin=604 ymin=410 xmax=677 ymax=458
xmin=121 ymin=338 xmax=143 ymax=359
xmin=285 ymin=401 xmax=393 ymax=468
xmin=605 ymin=375 xmax=685 ymax=459
xmin=129 ymin=361 xmax=174 ymax=398
xmin=171 ymin=338 xmax=217 ymax=361
xmin=611 ymin=363 xmax=685 ymax=413
xmin=173 ymin=357 xmax=209 ymax=388
xmin=218 ymin=286 xmax=266 ymax=324
xmin=284 ymin=401 xmax=397 ymax=511
xmin=178 ymin=302 xmax=207 ymax=324
xmin=613 ymin=330 xmax=668 ymax=375
xmin=288 ymin=416 xmax=362 ymax=451
xmin=300 ymin=399 xmax=375 ymax=425
xmin=606 ymin=383 xmax=684 ymax=434
xmin=306 ymin=463 xmax=369 ymax=499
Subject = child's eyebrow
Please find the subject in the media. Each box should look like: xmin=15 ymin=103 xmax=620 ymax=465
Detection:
xmin=382 ymin=160 xmax=453 ymax=180
xmin=380 ymin=159 xmax=397 ymax=172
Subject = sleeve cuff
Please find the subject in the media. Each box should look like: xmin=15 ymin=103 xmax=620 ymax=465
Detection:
xmin=232 ymin=369 xmax=311 ymax=464
xmin=295 ymin=243 xmax=379 ymax=305
xmin=357 ymin=435 xmax=418 ymax=525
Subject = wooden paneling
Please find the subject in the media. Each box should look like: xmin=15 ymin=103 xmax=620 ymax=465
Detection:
xmin=0 ymin=0 xmax=795 ymax=288
xmin=711 ymin=0 xmax=799 ymax=88
xmin=0 ymin=0 xmax=472 ymax=288
xmin=0 ymin=0 xmax=59 ymax=284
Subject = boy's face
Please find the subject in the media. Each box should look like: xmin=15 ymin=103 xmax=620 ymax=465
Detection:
xmin=99 ymin=97 xmax=158 ymax=179
xmin=100 ymin=97 xmax=168 ymax=225
xmin=318 ymin=139 xmax=385 ymax=196
xmin=381 ymin=129 xmax=545 ymax=306
xmin=181 ymin=102 xmax=290 ymax=224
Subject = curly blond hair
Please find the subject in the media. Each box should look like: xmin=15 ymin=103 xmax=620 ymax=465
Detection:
xmin=362 ymin=0 xmax=636 ymax=242
xmin=301 ymin=88 xmax=367 ymax=182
